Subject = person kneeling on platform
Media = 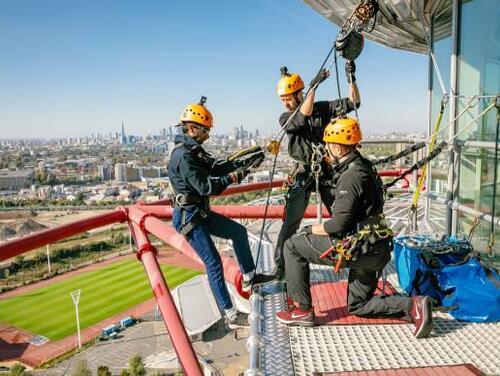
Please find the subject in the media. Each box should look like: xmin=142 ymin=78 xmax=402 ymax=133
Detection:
xmin=168 ymin=97 xmax=276 ymax=329
xmin=275 ymin=118 xmax=433 ymax=339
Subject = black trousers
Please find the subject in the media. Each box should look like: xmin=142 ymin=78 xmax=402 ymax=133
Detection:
xmin=274 ymin=175 xmax=335 ymax=270
xmin=284 ymin=233 xmax=412 ymax=319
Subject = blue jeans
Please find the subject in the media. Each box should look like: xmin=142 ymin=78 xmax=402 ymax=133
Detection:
xmin=173 ymin=207 xmax=256 ymax=310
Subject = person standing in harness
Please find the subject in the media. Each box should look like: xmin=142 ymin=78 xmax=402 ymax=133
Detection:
xmin=275 ymin=118 xmax=433 ymax=339
xmin=168 ymin=97 xmax=275 ymax=328
xmin=273 ymin=62 xmax=361 ymax=279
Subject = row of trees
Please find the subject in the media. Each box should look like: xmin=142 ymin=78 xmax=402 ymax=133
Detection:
xmin=6 ymin=354 xmax=154 ymax=376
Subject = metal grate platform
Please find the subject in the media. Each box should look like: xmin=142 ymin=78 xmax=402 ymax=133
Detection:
xmin=289 ymin=316 xmax=500 ymax=375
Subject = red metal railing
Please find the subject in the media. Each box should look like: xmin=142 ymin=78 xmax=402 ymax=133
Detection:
xmin=0 ymin=169 xmax=410 ymax=374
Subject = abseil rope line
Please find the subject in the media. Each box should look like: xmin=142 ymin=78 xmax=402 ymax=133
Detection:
xmin=425 ymin=96 xmax=478 ymax=143
xmin=373 ymin=95 xmax=477 ymax=167
xmin=410 ymin=95 xmax=448 ymax=213
xmin=415 ymin=1 xmax=447 ymax=95
xmin=251 ymin=45 xmax=339 ymax=290
xmin=384 ymin=98 xmax=498 ymax=191
xmin=372 ymin=142 xmax=426 ymax=166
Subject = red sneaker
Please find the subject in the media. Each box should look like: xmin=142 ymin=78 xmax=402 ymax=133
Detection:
xmin=276 ymin=306 xmax=315 ymax=327
xmin=410 ymin=296 xmax=433 ymax=338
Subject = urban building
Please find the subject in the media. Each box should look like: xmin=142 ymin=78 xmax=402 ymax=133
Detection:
xmin=0 ymin=169 xmax=35 ymax=189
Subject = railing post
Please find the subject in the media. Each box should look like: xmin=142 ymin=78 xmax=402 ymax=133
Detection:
xmin=129 ymin=221 xmax=203 ymax=376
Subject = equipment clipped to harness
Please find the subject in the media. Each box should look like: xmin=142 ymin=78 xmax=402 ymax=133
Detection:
xmin=320 ymin=214 xmax=393 ymax=273
xmin=311 ymin=144 xmax=326 ymax=223
xmin=267 ymin=140 xmax=281 ymax=156
xmin=335 ymin=0 xmax=378 ymax=60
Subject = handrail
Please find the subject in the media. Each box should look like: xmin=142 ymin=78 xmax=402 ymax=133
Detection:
xmin=0 ymin=169 xmax=414 ymax=373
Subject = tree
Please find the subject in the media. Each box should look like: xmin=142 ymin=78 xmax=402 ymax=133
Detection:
xmin=128 ymin=354 xmax=146 ymax=376
xmin=9 ymin=363 xmax=31 ymax=376
xmin=71 ymin=359 xmax=92 ymax=376
xmin=120 ymin=370 xmax=130 ymax=376
xmin=97 ymin=365 xmax=112 ymax=376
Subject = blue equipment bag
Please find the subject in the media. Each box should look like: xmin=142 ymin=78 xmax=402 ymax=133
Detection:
xmin=393 ymin=235 xmax=500 ymax=323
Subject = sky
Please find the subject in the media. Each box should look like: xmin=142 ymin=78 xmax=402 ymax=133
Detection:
xmin=0 ymin=0 xmax=428 ymax=139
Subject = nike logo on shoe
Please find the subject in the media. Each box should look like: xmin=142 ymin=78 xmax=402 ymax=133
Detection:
xmin=414 ymin=304 xmax=421 ymax=321
xmin=291 ymin=312 xmax=309 ymax=319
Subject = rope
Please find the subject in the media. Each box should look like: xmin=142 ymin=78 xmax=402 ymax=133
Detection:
xmin=384 ymin=140 xmax=448 ymax=190
xmin=252 ymin=45 xmax=341 ymax=289
xmin=415 ymin=1 xmax=446 ymax=95
xmin=383 ymin=97 xmax=498 ymax=191
xmin=372 ymin=142 xmax=427 ymax=166
xmin=410 ymin=95 xmax=448 ymax=212
xmin=425 ymin=96 xmax=479 ymax=144
xmin=468 ymin=212 xmax=481 ymax=242
xmin=488 ymin=102 xmax=499 ymax=255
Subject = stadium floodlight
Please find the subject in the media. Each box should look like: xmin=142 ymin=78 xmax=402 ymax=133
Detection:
xmin=46 ymin=245 xmax=51 ymax=276
xmin=70 ymin=289 xmax=82 ymax=348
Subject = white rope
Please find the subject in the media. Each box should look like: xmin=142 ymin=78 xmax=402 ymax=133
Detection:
xmin=450 ymin=100 xmax=497 ymax=142
xmin=424 ymin=96 xmax=479 ymax=144
xmin=414 ymin=1 xmax=447 ymax=95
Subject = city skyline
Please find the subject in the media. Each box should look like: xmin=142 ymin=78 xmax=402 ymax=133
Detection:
xmin=0 ymin=0 xmax=428 ymax=139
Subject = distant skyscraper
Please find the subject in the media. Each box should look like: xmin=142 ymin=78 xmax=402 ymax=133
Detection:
xmin=120 ymin=122 xmax=127 ymax=145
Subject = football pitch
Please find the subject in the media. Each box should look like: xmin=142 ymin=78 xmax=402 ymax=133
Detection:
xmin=0 ymin=259 xmax=201 ymax=340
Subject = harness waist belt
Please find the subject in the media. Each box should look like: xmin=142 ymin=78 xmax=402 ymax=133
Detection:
xmin=174 ymin=193 xmax=207 ymax=208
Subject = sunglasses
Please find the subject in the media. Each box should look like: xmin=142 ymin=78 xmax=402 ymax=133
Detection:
xmin=194 ymin=125 xmax=210 ymax=134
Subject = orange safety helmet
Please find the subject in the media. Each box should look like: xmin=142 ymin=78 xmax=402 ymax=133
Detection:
xmin=323 ymin=118 xmax=362 ymax=145
xmin=276 ymin=66 xmax=305 ymax=96
xmin=179 ymin=96 xmax=213 ymax=128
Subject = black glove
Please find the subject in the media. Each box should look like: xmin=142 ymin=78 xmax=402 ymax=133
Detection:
xmin=241 ymin=152 xmax=265 ymax=169
xmin=310 ymin=68 xmax=330 ymax=88
xmin=229 ymin=167 xmax=249 ymax=184
xmin=345 ymin=60 xmax=356 ymax=84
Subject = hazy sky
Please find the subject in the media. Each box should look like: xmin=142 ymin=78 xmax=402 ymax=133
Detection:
xmin=0 ymin=0 xmax=428 ymax=139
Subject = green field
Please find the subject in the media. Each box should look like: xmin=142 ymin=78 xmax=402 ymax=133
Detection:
xmin=0 ymin=259 xmax=201 ymax=340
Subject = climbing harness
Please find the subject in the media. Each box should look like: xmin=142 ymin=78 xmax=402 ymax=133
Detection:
xmin=319 ymin=214 xmax=393 ymax=273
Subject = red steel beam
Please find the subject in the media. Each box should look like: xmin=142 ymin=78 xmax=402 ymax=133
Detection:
xmin=0 ymin=209 xmax=127 ymax=262
xmin=0 ymin=169 xmax=408 ymax=263
xmin=128 ymin=206 xmax=247 ymax=297
xmin=139 ymin=204 xmax=330 ymax=220
xmin=129 ymin=222 xmax=203 ymax=376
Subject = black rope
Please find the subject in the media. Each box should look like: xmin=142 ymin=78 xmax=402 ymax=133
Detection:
xmin=490 ymin=102 xmax=499 ymax=253
xmin=251 ymin=44 xmax=337 ymax=290
xmin=372 ymin=141 xmax=427 ymax=166
xmin=384 ymin=140 xmax=448 ymax=190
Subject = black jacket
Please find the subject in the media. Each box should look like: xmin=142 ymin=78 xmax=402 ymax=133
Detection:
xmin=279 ymin=98 xmax=356 ymax=165
xmin=323 ymin=151 xmax=384 ymax=237
xmin=167 ymin=134 xmax=240 ymax=198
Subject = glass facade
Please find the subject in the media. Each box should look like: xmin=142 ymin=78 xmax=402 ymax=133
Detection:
xmin=428 ymin=6 xmax=452 ymax=231
xmin=428 ymin=0 xmax=499 ymax=254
